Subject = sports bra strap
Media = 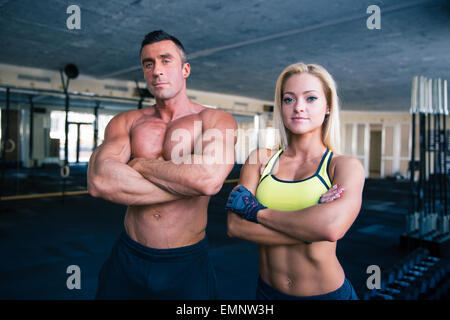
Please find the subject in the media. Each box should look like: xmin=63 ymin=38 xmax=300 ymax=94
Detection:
xmin=318 ymin=150 xmax=333 ymax=188
xmin=259 ymin=149 xmax=283 ymax=183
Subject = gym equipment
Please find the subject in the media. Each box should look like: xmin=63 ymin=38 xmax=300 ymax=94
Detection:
xmin=59 ymin=64 xmax=80 ymax=204
xmin=400 ymin=76 xmax=450 ymax=258
xmin=363 ymin=248 xmax=450 ymax=300
xmin=64 ymin=64 xmax=79 ymax=79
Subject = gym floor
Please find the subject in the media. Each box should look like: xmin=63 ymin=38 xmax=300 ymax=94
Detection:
xmin=0 ymin=164 xmax=417 ymax=300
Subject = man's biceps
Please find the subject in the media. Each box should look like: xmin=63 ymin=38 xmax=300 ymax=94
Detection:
xmin=99 ymin=140 xmax=131 ymax=162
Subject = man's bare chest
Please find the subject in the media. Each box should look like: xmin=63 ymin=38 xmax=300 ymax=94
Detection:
xmin=130 ymin=113 xmax=203 ymax=160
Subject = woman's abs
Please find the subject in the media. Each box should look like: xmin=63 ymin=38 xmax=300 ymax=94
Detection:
xmin=258 ymin=242 xmax=345 ymax=296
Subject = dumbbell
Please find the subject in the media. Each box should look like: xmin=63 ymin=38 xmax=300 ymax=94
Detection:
xmin=424 ymin=255 xmax=440 ymax=264
xmin=388 ymin=282 xmax=419 ymax=300
xmin=412 ymin=265 xmax=444 ymax=298
xmin=384 ymin=268 xmax=411 ymax=290
xmin=392 ymin=271 xmax=429 ymax=299
xmin=423 ymin=261 xmax=447 ymax=285
xmin=380 ymin=273 xmax=401 ymax=296
xmin=406 ymin=254 xmax=443 ymax=285
xmin=418 ymin=262 xmax=450 ymax=299
xmin=386 ymin=278 xmax=414 ymax=298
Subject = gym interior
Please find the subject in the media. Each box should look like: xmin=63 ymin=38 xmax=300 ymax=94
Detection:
xmin=0 ymin=0 xmax=449 ymax=300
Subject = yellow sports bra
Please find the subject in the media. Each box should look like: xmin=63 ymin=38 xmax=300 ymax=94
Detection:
xmin=255 ymin=149 xmax=333 ymax=211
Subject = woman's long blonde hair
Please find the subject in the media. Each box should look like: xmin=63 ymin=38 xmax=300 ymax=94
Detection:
xmin=272 ymin=62 xmax=341 ymax=153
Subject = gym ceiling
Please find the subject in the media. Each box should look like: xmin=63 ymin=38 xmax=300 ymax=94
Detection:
xmin=0 ymin=0 xmax=449 ymax=111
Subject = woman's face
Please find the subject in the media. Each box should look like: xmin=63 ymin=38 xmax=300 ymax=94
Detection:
xmin=281 ymin=72 xmax=329 ymax=136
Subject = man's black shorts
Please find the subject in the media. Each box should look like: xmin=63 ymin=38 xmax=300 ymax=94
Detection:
xmin=95 ymin=231 xmax=217 ymax=300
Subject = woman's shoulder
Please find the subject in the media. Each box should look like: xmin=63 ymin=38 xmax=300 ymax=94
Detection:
xmin=248 ymin=148 xmax=279 ymax=159
xmin=330 ymin=153 xmax=363 ymax=167
xmin=247 ymin=148 xmax=279 ymax=164
xmin=329 ymin=153 xmax=365 ymax=177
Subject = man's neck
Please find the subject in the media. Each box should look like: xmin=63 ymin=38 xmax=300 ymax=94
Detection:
xmin=155 ymin=92 xmax=192 ymax=122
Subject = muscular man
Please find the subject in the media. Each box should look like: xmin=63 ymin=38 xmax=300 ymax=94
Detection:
xmin=88 ymin=30 xmax=237 ymax=299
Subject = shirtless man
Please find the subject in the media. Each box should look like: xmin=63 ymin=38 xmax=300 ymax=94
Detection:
xmin=88 ymin=30 xmax=237 ymax=299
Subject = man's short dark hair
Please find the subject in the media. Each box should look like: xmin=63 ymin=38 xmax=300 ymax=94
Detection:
xmin=140 ymin=30 xmax=187 ymax=63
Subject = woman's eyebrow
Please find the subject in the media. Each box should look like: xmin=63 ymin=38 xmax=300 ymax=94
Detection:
xmin=283 ymin=90 xmax=318 ymax=95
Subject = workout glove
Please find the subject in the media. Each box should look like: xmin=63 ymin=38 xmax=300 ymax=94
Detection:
xmin=226 ymin=185 xmax=267 ymax=223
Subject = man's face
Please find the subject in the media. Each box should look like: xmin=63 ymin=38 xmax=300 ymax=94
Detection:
xmin=141 ymin=40 xmax=190 ymax=101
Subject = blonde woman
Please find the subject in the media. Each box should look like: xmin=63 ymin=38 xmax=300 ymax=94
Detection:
xmin=226 ymin=63 xmax=364 ymax=300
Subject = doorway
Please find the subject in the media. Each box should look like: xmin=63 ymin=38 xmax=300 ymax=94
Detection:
xmin=369 ymin=129 xmax=382 ymax=178
xmin=68 ymin=122 xmax=94 ymax=163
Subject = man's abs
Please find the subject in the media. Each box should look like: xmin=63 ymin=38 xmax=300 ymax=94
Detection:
xmin=124 ymin=196 xmax=210 ymax=249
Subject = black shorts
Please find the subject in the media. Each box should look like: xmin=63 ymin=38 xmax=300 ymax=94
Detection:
xmin=95 ymin=231 xmax=217 ymax=300
xmin=256 ymin=275 xmax=359 ymax=300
